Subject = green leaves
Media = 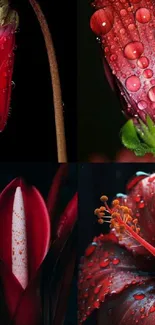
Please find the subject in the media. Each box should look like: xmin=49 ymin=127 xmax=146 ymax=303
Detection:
xmin=121 ymin=116 xmax=155 ymax=156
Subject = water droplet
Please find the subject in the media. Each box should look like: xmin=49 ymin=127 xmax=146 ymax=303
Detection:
xmin=125 ymin=75 xmax=141 ymax=92
xmin=100 ymin=258 xmax=109 ymax=268
xmin=128 ymin=23 xmax=135 ymax=31
xmin=124 ymin=42 xmax=144 ymax=60
xmin=110 ymin=54 xmax=117 ymax=61
xmin=137 ymin=100 xmax=147 ymax=110
xmin=120 ymin=28 xmax=125 ymax=34
xmin=136 ymin=8 xmax=151 ymax=24
xmin=120 ymin=9 xmax=127 ymax=16
xmin=90 ymin=8 xmax=114 ymax=35
xmin=133 ymin=293 xmax=145 ymax=300
xmin=85 ymin=243 xmax=97 ymax=257
xmin=94 ymin=284 xmax=102 ymax=294
xmin=148 ymin=86 xmax=155 ymax=102
xmin=137 ymin=56 xmax=149 ymax=69
xmin=140 ymin=307 xmax=145 ymax=313
xmin=149 ymin=305 xmax=155 ymax=313
xmin=138 ymin=200 xmax=145 ymax=208
xmin=112 ymin=257 xmax=120 ymax=265
xmin=143 ymin=69 xmax=153 ymax=78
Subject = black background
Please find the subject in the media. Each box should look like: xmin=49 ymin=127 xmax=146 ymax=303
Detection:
xmin=0 ymin=0 xmax=76 ymax=161
xmin=78 ymin=0 xmax=126 ymax=161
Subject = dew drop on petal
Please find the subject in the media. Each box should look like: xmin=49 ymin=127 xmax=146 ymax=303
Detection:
xmin=90 ymin=8 xmax=114 ymax=35
xmin=138 ymin=100 xmax=147 ymax=110
xmin=112 ymin=257 xmax=120 ymax=265
xmin=148 ymin=86 xmax=155 ymax=102
xmin=120 ymin=9 xmax=127 ymax=16
xmin=137 ymin=56 xmax=149 ymax=69
xmin=133 ymin=294 xmax=145 ymax=300
xmin=100 ymin=258 xmax=109 ymax=268
xmin=124 ymin=42 xmax=144 ymax=60
xmin=136 ymin=8 xmax=151 ymax=24
xmin=128 ymin=24 xmax=135 ymax=31
xmin=143 ymin=69 xmax=153 ymax=78
xmin=110 ymin=54 xmax=117 ymax=61
xmin=149 ymin=305 xmax=155 ymax=313
xmin=125 ymin=75 xmax=141 ymax=92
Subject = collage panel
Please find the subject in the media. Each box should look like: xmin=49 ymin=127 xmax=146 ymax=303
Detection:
xmin=78 ymin=163 xmax=155 ymax=325
xmin=78 ymin=0 xmax=155 ymax=162
xmin=0 ymin=162 xmax=77 ymax=325
xmin=0 ymin=0 xmax=76 ymax=162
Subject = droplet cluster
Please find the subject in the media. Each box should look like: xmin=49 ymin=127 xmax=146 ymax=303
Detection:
xmin=90 ymin=0 xmax=155 ymax=121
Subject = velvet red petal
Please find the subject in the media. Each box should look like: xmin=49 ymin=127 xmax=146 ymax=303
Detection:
xmin=0 ymin=178 xmax=50 ymax=320
xmin=78 ymin=234 xmax=153 ymax=323
xmin=90 ymin=0 xmax=155 ymax=121
xmin=97 ymin=282 xmax=155 ymax=325
xmin=0 ymin=24 xmax=16 ymax=131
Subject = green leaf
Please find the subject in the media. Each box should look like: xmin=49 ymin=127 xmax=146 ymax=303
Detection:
xmin=146 ymin=115 xmax=155 ymax=137
xmin=121 ymin=120 xmax=141 ymax=150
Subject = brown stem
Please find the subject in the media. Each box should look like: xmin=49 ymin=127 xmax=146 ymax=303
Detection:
xmin=29 ymin=0 xmax=67 ymax=163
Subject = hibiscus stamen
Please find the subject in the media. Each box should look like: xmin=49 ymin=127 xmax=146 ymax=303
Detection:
xmin=95 ymin=196 xmax=155 ymax=257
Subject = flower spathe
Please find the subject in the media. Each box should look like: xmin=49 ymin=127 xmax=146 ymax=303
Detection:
xmin=0 ymin=0 xmax=18 ymax=132
xmin=90 ymin=0 xmax=155 ymax=156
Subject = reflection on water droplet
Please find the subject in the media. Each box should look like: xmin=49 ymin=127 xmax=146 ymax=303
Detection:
xmin=148 ymin=86 xmax=155 ymax=102
xmin=125 ymin=75 xmax=141 ymax=92
xmin=112 ymin=258 xmax=120 ymax=265
xmin=138 ymin=100 xmax=147 ymax=110
xmin=124 ymin=42 xmax=144 ymax=60
xmin=100 ymin=258 xmax=109 ymax=268
xmin=136 ymin=8 xmax=151 ymax=24
xmin=90 ymin=8 xmax=114 ymax=35
xmin=143 ymin=69 xmax=153 ymax=79
xmin=128 ymin=24 xmax=135 ymax=31
xmin=120 ymin=9 xmax=127 ymax=16
xmin=110 ymin=54 xmax=117 ymax=61
xmin=137 ymin=56 xmax=149 ymax=69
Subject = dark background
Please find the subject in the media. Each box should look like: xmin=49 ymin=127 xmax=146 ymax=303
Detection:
xmin=0 ymin=0 xmax=76 ymax=161
xmin=78 ymin=0 xmax=126 ymax=161
xmin=78 ymin=163 xmax=155 ymax=324
xmin=0 ymin=162 xmax=77 ymax=325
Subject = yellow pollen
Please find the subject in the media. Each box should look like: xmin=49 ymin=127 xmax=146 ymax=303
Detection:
xmin=98 ymin=218 xmax=104 ymax=224
xmin=112 ymin=199 xmax=120 ymax=206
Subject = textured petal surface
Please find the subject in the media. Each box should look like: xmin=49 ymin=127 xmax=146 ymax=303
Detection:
xmin=78 ymin=234 xmax=153 ymax=323
xmin=0 ymin=24 xmax=15 ymax=131
xmin=90 ymin=0 xmax=155 ymax=121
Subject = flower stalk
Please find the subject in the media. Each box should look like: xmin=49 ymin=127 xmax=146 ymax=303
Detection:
xmin=28 ymin=0 xmax=67 ymax=163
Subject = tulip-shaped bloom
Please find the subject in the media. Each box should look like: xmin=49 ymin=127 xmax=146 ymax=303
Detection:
xmin=0 ymin=0 xmax=18 ymax=131
xmin=0 ymin=178 xmax=50 ymax=325
xmin=90 ymin=0 xmax=155 ymax=156
xmin=78 ymin=172 xmax=155 ymax=325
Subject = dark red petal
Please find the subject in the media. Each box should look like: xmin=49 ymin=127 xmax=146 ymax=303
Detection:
xmin=47 ymin=164 xmax=68 ymax=219
xmin=126 ymin=172 xmax=149 ymax=191
xmin=116 ymin=149 xmax=155 ymax=162
xmin=97 ymin=282 xmax=155 ymax=325
xmin=0 ymin=24 xmax=16 ymax=131
xmin=78 ymin=234 xmax=152 ymax=323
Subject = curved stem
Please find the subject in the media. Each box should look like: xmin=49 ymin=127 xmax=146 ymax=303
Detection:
xmin=29 ymin=0 xmax=67 ymax=163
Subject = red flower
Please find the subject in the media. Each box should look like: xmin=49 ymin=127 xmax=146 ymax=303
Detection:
xmin=90 ymin=0 xmax=155 ymax=156
xmin=0 ymin=165 xmax=78 ymax=325
xmin=89 ymin=148 xmax=155 ymax=161
xmin=78 ymin=172 xmax=155 ymax=325
xmin=0 ymin=1 xmax=18 ymax=131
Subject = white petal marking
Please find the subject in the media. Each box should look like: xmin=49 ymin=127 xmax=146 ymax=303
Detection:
xmin=12 ymin=186 xmax=28 ymax=289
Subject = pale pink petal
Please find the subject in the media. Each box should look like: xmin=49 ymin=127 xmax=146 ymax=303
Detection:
xmin=12 ymin=187 xmax=28 ymax=289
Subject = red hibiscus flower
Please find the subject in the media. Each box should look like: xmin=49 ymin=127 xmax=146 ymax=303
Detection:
xmin=90 ymin=0 xmax=155 ymax=156
xmin=0 ymin=165 xmax=77 ymax=325
xmin=0 ymin=0 xmax=18 ymax=132
xmin=78 ymin=172 xmax=155 ymax=325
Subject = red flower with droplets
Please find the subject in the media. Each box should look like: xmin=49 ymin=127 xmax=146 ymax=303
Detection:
xmin=90 ymin=0 xmax=155 ymax=156
xmin=0 ymin=0 xmax=18 ymax=131
xmin=78 ymin=172 xmax=155 ymax=325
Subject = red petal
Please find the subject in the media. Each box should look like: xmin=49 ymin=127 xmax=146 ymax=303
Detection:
xmin=117 ymin=174 xmax=155 ymax=252
xmin=0 ymin=178 xmax=50 ymax=318
xmin=78 ymin=234 xmax=152 ymax=323
xmin=97 ymin=282 xmax=155 ymax=325
xmin=0 ymin=24 xmax=16 ymax=131
xmin=90 ymin=0 xmax=155 ymax=121
xmin=116 ymin=149 xmax=155 ymax=162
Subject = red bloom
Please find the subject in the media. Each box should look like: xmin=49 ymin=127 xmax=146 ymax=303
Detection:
xmin=0 ymin=1 xmax=18 ymax=131
xmin=78 ymin=172 xmax=155 ymax=325
xmin=90 ymin=0 xmax=155 ymax=155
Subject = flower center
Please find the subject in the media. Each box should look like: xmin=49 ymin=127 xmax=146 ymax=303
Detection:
xmin=94 ymin=195 xmax=155 ymax=257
